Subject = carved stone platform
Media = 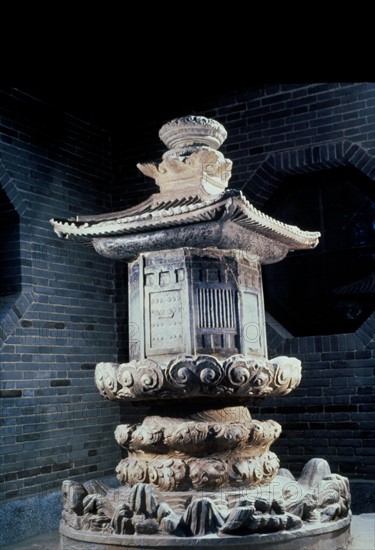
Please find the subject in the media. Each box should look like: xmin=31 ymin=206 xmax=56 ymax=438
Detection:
xmin=60 ymin=460 xmax=351 ymax=549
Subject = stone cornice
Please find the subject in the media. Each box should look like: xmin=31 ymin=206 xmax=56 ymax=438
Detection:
xmin=50 ymin=189 xmax=320 ymax=251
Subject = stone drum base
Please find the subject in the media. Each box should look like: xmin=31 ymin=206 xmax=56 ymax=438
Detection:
xmin=60 ymin=516 xmax=351 ymax=550
xmin=60 ymin=460 xmax=351 ymax=550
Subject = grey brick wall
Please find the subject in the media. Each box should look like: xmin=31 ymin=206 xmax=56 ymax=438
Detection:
xmin=0 ymin=89 xmax=121 ymax=502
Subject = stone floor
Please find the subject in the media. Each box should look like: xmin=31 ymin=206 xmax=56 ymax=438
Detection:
xmin=1 ymin=514 xmax=374 ymax=550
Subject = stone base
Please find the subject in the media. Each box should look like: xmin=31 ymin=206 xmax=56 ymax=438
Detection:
xmin=60 ymin=515 xmax=351 ymax=550
xmin=60 ymin=460 xmax=351 ymax=550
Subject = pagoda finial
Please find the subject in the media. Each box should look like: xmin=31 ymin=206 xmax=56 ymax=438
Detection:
xmin=137 ymin=115 xmax=232 ymax=197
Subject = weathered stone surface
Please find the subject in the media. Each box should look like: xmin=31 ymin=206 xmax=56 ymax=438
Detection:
xmin=62 ymin=480 xmax=88 ymax=516
xmin=127 ymin=248 xmax=270 ymax=362
xmin=184 ymin=498 xmax=225 ymax=536
xmin=95 ymin=355 xmax=302 ymax=402
xmin=61 ymin=516 xmax=351 ymax=549
xmin=116 ymin=416 xmax=280 ymax=456
xmin=138 ymin=148 xmax=232 ymax=197
xmin=59 ymin=474 xmax=351 ymax=546
xmin=52 ymin=115 xmax=351 ymax=548
xmin=81 ymin=494 xmax=112 ymax=532
xmin=159 ymin=115 xmax=228 ymax=151
xmin=221 ymin=499 xmax=302 ymax=534
xmin=298 ymin=457 xmax=332 ymax=488
xmin=51 ymin=192 xmax=319 ymax=254
xmin=112 ymin=407 xmax=281 ymax=491
xmin=111 ymin=502 xmax=134 ymax=535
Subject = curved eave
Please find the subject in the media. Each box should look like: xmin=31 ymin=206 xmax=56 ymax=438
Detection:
xmin=232 ymin=193 xmax=320 ymax=249
xmin=50 ymin=190 xmax=320 ymax=250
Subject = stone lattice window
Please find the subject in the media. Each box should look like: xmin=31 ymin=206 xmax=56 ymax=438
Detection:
xmin=262 ymin=167 xmax=375 ymax=336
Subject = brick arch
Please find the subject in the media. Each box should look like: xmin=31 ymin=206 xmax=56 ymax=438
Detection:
xmin=0 ymin=158 xmax=28 ymax=216
xmin=241 ymin=142 xmax=375 ymax=352
xmin=0 ymin=158 xmax=33 ymax=347
xmin=243 ymin=141 xmax=375 ymax=208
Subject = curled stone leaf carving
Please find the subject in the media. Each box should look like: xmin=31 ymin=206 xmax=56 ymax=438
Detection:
xmin=229 ymin=459 xmax=250 ymax=484
xmin=95 ymin=362 xmax=119 ymax=400
xmin=131 ymin=425 xmax=164 ymax=450
xmin=271 ymin=356 xmax=302 ymax=396
xmin=117 ymin=458 xmax=189 ymax=491
xmin=248 ymin=362 xmax=273 ymax=396
xmin=248 ymin=420 xmax=282 ymax=452
xmin=196 ymin=355 xmax=224 ymax=387
xmin=252 ymin=463 xmax=265 ymax=482
xmin=130 ymin=461 xmax=149 ymax=485
xmin=189 ymin=458 xmax=228 ymax=490
xmin=149 ymin=459 xmax=187 ymax=491
xmin=114 ymin=424 xmax=134 ymax=448
xmin=116 ymin=458 xmax=148 ymax=486
xmin=228 ymin=452 xmax=279 ymax=486
xmin=115 ymin=459 xmax=129 ymax=485
xmin=94 ymin=354 xmax=302 ymax=401
xmin=135 ymin=362 xmax=163 ymax=396
xmin=165 ymin=355 xmax=199 ymax=393
xmin=164 ymin=422 xmax=208 ymax=453
xmin=224 ymin=355 xmax=250 ymax=389
xmin=116 ymin=362 xmax=136 ymax=396
xmin=262 ymin=452 xmax=280 ymax=481
xmin=115 ymin=416 xmax=280 ymax=458
xmin=213 ymin=423 xmax=249 ymax=450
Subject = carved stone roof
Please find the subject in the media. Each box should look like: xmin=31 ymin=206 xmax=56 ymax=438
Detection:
xmin=51 ymin=115 xmax=320 ymax=254
xmin=50 ymin=189 xmax=320 ymax=250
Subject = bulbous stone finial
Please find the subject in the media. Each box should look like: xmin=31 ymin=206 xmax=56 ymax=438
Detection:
xmin=159 ymin=115 xmax=227 ymax=151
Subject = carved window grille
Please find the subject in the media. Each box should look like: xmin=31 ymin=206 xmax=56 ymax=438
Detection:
xmin=197 ymin=288 xmax=236 ymax=329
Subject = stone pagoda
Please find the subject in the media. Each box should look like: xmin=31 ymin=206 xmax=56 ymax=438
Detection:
xmin=51 ymin=116 xmax=351 ymax=550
